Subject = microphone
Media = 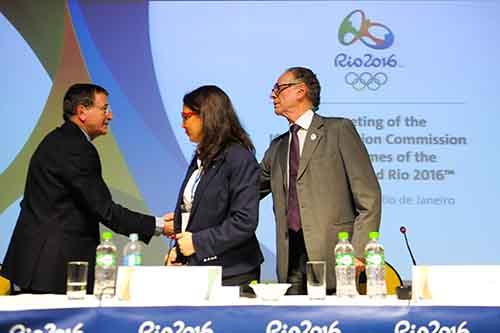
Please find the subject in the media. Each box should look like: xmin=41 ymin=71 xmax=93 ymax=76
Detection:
xmin=396 ymin=226 xmax=416 ymax=300
xmin=400 ymin=226 xmax=417 ymax=265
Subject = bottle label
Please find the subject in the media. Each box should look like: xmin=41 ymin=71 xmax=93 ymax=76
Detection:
xmin=96 ymin=253 xmax=116 ymax=268
xmin=365 ymin=252 xmax=384 ymax=266
xmin=124 ymin=254 xmax=142 ymax=266
xmin=335 ymin=253 xmax=354 ymax=266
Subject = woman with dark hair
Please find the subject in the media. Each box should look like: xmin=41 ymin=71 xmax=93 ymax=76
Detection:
xmin=165 ymin=85 xmax=263 ymax=286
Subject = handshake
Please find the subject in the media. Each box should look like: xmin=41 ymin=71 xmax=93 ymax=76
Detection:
xmin=160 ymin=212 xmax=194 ymax=266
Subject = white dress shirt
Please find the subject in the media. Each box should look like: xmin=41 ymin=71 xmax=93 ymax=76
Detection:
xmin=290 ymin=109 xmax=314 ymax=156
xmin=287 ymin=109 xmax=314 ymax=184
xmin=181 ymin=159 xmax=203 ymax=232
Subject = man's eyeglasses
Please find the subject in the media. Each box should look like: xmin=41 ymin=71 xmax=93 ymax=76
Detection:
xmin=181 ymin=111 xmax=197 ymax=121
xmin=100 ymin=105 xmax=112 ymax=114
xmin=85 ymin=104 xmax=112 ymax=114
xmin=271 ymin=81 xmax=302 ymax=96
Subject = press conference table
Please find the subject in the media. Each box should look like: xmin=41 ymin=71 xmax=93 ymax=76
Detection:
xmin=1 ymin=295 xmax=499 ymax=333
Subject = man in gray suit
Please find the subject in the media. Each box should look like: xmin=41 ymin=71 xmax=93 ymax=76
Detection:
xmin=260 ymin=67 xmax=381 ymax=294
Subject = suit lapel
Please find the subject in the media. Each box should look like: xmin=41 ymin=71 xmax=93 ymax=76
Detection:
xmin=179 ymin=156 xmax=198 ymax=201
xmin=188 ymin=154 xmax=224 ymax=222
xmin=297 ymin=114 xmax=324 ymax=180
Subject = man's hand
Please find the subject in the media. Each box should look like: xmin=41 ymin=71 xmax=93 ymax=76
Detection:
xmin=162 ymin=212 xmax=174 ymax=236
xmin=164 ymin=212 xmax=174 ymax=221
xmin=176 ymin=232 xmax=195 ymax=256
xmin=355 ymin=257 xmax=365 ymax=275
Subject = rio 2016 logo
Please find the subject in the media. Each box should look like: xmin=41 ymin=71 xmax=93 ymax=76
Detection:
xmin=335 ymin=9 xmax=399 ymax=91
xmin=338 ymin=9 xmax=394 ymax=50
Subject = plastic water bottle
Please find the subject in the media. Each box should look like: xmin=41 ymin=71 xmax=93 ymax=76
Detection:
xmin=94 ymin=231 xmax=117 ymax=298
xmin=335 ymin=231 xmax=358 ymax=297
xmin=122 ymin=233 xmax=143 ymax=266
xmin=365 ymin=231 xmax=387 ymax=298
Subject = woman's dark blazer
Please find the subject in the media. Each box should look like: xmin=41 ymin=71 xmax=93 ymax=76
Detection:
xmin=174 ymin=143 xmax=264 ymax=278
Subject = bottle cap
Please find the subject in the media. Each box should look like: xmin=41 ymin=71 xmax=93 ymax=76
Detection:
xmin=102 ymin=231 xmax=113 ymax=240
xmin=338 ymin=231 xmax=349 ymax=240
xmin=368 ymin=231 xmax=379 ymax=240
xmin=129 ymin=233 xmax=138 ymax=241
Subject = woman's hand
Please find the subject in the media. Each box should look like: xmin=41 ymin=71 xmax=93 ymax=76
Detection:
xmin=176 ymin=232 xmax=196 ymax=256
xmin=164 ymin=247 xmax=182 ymax=266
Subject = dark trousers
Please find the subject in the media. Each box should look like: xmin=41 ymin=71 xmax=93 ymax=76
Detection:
xmin=222 ymin=266 xmax=260 ymax=287
xmin=223 ymin=266 xmax=261 ymax=298
xmin=286 ymin=229 xmax=308 ymax=295
xmin=285 ymin=230 xmax=336 ymax=296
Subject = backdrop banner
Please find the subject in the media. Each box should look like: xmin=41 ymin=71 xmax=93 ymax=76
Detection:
xmin=1 ymin=305 xmax=499 ymax=333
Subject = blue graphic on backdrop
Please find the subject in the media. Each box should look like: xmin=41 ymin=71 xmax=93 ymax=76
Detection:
xmin=68 ymin=1 xmax=187 ymax=213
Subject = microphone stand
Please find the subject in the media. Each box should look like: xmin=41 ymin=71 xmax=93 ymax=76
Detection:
xmin=396 ymin=226 xmax=415 ymax=300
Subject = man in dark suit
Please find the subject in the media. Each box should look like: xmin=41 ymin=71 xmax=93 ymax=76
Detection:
xmin=1 ymin=83 xmax=170 ymax=294
xmin=260 ymin=67 xmax=381 ymax=294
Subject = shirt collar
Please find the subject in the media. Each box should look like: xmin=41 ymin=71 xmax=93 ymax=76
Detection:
xmin=291 ymin=109 xmax=314 ymax=131
xmin=79 ymin=127 xmax=91 ymax=142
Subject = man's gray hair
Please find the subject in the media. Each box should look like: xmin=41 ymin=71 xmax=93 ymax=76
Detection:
xmin=286 ymin=67 xmax=321 ymax=111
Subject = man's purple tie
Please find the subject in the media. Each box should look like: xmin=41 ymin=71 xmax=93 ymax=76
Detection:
xmin=287 ymin=124 xmax=301 ymax=231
